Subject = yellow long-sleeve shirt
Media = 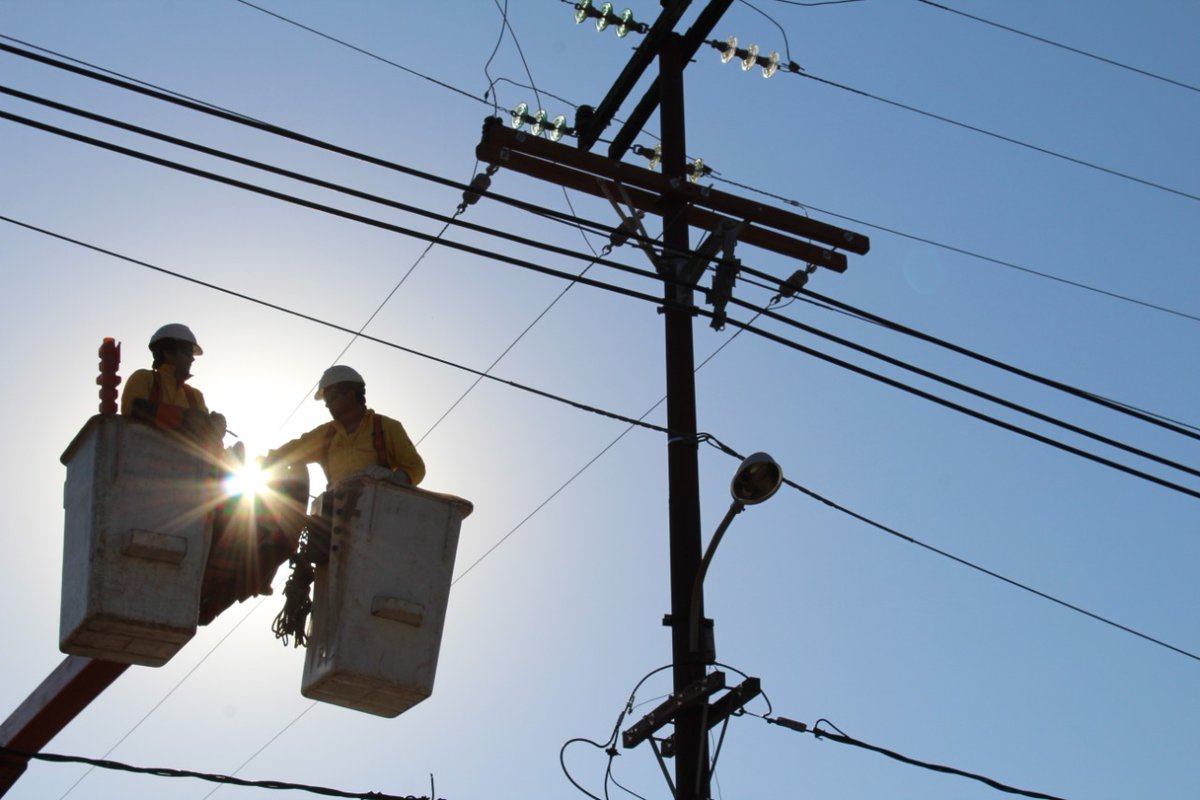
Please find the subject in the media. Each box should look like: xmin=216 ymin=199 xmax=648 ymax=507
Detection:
xmin=269 ymin=409 xmax=425 ymax=486
xmin=120 ymin=364 xmax=210 ymax=423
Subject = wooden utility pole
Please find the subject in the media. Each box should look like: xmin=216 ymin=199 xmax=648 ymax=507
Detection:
xmin=483 ymin=3 xmax=867 ymax=798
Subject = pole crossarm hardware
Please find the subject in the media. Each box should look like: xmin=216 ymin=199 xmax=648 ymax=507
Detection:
xmin=606 ymin=0 xmax=737 ymax=161
xmin=476 ymin=117 xmax=868 ymax=272
xmin=0 ymin=656 xmax=128 ymax=796
xmin=660 ymin=676 xmax=762 ymax=758
xmin=622 ymin=671 xmax=727 ymax=750
xmin=575 ymin=0 xmax=695 ymax=151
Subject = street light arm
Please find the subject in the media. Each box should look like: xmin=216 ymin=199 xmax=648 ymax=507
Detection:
xmin=688 ymin=501 xmax=744 ymax=656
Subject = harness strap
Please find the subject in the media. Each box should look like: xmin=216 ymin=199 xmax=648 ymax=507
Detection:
xmin=320 ymin=413 xmax=389 ymax=479
xmin=150 ymin=371 xmax=196 ymax=409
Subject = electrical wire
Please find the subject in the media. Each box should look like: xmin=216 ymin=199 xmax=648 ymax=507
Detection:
xmin=55 ymin=592 xmax=278 ymax=799
xmin=784 ymin=67 xmax=1200 ymax=204
xmin=6 ymin=140 xmax=1195 ymax=501
xmin=914 ymin=0 xmax=1200 ymax=95
xmin=697 ymin=436 xmax=1200 ymax=663
xmin=710 ymin=172 xmax=1200 ymax=325
xmin=18 ymin=104 xmax=1187 ymax=498
xmin=0 ymin=745 xmax=433 ymax=800
xmin=0 ymin=109 xmax=678 ymax=304
xmin=766 ymin=280 xmax=1200 ymax=439
xmin=757 ymin=714 xmax=1070 ymax=800
xmin=716 ymin=308 xmax=1200 ymax=501
xmin=726 ymin=295 xmax=1200 ymax=479
xmin=231 ymin=0 xmax=480 ymax=104
xmin=0 ymin=214 xmax=671 ymax=434
xmin=0 ymin=91 xmax=647 ymax=284
xmin=8 ymin=216 xmax=1195 ymax=664
xmin=0 ymin=41 xmax=629 ymax=243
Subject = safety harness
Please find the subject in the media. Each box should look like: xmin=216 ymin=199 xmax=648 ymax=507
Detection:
xmin=149 ymin=370 xmax=198 ymax=408
xmin=319 ymin=412 xmax=389 ymax=479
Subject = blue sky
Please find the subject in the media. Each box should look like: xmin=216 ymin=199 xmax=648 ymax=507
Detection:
xmin=1 ymin=1 xmax=1197 ymax=798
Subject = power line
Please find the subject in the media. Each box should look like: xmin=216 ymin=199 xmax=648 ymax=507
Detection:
xmin=0 ymin=89 xmax=640 ymax=276
xmin=757 ymin=715 xmax=1070 ymax=800
xmin=9 ymin=216 xmax=1194 ymax=664
xmin=785 ymin=67 xmax=1200 ymax=204
xmin=719 ymin=309 xmax=1200 ymax=501
xmin=0 ymin=745 xmax=434 ymax=800
xmin=16 ymin=32 xmax=1192 ymax=335
xmin=0 ymin=41 xmax=619 ymax=241
xmin=709 ymin=173 xmax=1200 ymax=325
xmin=697 ymin=435 xmax=1200 ymax=663
xmin=0 ymin=108 xmax=674 ymax=303
xmin=781 ymin=282 xmax=1200 ymax=439
xmin=231 ymin=0 xmax=481 ymax=105
xmin=727 ymin=295 xmax=1200 ymax=481
xmin=914 ymin=0 xmax=1200 ymax=95
xmin=0 ymin=214 xmax=671 ymax=435
xmin=10 ymin=104 xmax=1197 ymax=500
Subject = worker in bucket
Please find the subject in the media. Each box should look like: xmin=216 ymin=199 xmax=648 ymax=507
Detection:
xmin=264 ymin=365 xmax=424 ymax=647
xmin=121 ymin=323 xmax=227 ymax=452
xmin=263 ymin=365 xmax=425 ymax=488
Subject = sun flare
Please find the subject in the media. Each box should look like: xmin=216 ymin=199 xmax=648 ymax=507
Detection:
xmin=223 ymin=459 xmax=269 ymax=498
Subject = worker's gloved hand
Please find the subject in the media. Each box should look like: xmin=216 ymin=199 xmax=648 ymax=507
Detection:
xmin=362 ymin=465 xmax=394 ymax=481
xmin=130 ymin=398 xmax=158 ymax=423
xmin=209 ymin=412 xmax=227 ymax=439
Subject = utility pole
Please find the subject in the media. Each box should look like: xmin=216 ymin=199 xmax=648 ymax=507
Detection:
xmin=657 ymin=30 xmax=709 ymax=800
xmin=479 ymin=4 xmax=868 ymax=797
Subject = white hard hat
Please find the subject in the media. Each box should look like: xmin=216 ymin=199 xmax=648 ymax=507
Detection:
xmin=315 ymin=365 xmax=365 ymax=400
xmin=149 ymin=323 xmax=203 ymax=355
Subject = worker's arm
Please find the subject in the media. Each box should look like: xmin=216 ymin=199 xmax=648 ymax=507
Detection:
xmin=262 ymin=426 xmax=327 ymax=471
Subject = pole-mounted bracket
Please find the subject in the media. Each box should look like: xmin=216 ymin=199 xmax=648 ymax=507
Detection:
xmin=622 ymin=671 xmax=726 ymax=749
xmin=659 ymin=676 xmax=762 ymax=757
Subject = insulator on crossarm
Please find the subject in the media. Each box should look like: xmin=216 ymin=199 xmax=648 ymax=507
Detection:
xmin=719 ymin=36 xmax=738 ymax=64
xmin=596 ymin=2 xmax=613 ymax=31
xmin=741 ymin=43 xmax=759 ymax=71
xmin=96 ymin=337 xmax=122 ymax=415
xmin=510 ymin=102 xmax=529 ymax=129
xmin=616 ymin=8 xmax=635 ymax=38
xmin=762 ymin=51 xmax=780 ymax=78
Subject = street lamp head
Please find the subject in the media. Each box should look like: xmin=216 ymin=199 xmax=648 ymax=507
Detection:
xmin=730 ymin=452 xmax=782 ymax=506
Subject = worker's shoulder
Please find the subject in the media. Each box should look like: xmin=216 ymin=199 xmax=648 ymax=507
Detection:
xmin=369 ymin=410 xmax=410 ymax=431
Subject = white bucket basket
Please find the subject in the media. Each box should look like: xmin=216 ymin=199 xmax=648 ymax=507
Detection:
xmin=302 ymin=477 xmax=472 ymax=717
xmin=59 ymin=416 xmax=219 ymax=667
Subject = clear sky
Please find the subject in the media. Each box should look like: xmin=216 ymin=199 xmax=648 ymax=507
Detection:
xmin=1 ymin=1 xmax=1197 ymax=798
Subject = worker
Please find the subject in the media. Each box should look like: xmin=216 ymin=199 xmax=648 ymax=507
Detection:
xmin=263 ymin=365 xmax=425 ymax=487
xmin=121 ymin=323 xmax=227 ymax=451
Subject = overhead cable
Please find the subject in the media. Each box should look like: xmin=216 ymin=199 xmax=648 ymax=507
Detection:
xmin=231 ymin=0 xmax=480 ymax=104
xmin=914 ymin=0 xmax=1200 ymax=95
xmin=728 ymin=291 xmax=1200 ymax=468
xmin=0 ymin=745 xmax=432 ymax=800
xmin=780 ymin=280 xmax=1200 ymax=439
xmin=0 ymin=109 xmax=674 ymax=304
xmin=757 ymin=715 xmax=1069 ymax=800
xmin=719 ymin=310 xmax=1200 ymax=500
xmin=0 ymin=214 xmax=672 ymax=437
xmin=0 ymin=41 xmax=626 ymax=241
xmin=0 ymin=88 xmax=643 ymax=267
xmin=710 ymin=173 xmax=1200 ymax=325
xmin=8 ymin=216 xmax=1194 ymax=663
xmin=786 ymin=68 xmax=1200 ymax=203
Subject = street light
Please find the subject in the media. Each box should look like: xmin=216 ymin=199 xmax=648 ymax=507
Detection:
xmin=689 ymin=452 xmax=782 ymax=657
